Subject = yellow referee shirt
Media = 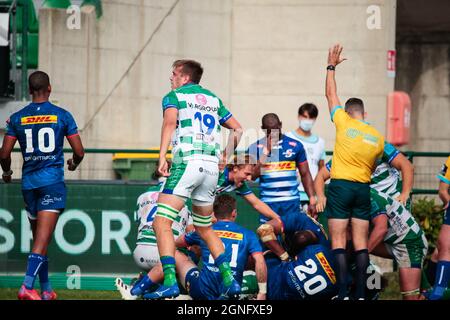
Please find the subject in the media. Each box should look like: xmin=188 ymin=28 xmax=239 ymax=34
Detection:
xmin=330 ymin=106 xmax=384 ymax=183
xmin=438 ymin=156 xmax=450 ymax=184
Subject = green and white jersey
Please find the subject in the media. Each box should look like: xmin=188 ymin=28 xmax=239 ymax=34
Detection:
xmin=370 ymin=189 xmax=423 ymax=245
xmin=371 ymin=162 xmax=402 ymax=198
xmin=214 ymin=167 xmax=253 ymax=197
xmin=162 ymin=83 xmax=233 ymax=163
xmin=135 ymin=184 xmax=192 ymax=245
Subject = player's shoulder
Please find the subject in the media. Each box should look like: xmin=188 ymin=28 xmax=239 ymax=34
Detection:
xmin=283 ymin=134 xmax=304 ymax=150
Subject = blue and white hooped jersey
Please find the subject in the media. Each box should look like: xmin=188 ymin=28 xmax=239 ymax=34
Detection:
xmin=5 ymin=101 xmax=78 ymax=190
xmin=247 ymin=135 xmax=308 ymax=203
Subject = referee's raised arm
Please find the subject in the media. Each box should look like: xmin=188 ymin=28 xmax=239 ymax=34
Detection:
xmin=325 ymin=44 xmax=347 ymax=113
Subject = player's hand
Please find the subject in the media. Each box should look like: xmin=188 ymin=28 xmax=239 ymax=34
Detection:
xmin=395 ymin=193 xmax=409 ymax=206
xmin=328 ymin=44 xmax=347 ymax=67
xmin=158 ymin=158 xmax=170 ymax=177
xmin=67 ymin=159 xmax=78 ymax=171
xmin=255 ymin=293 xmax=266 ymax=300
xmin=308 ymin=203 xmax=318 ymax=219
xmin=316 ymin=195 xmax=327 ymax=213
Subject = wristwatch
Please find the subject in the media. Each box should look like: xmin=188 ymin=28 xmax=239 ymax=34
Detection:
xmin=327 ymin=65 xmax=336 ymax=71
xmin=2 ymin=170 xmax=13 ymax=177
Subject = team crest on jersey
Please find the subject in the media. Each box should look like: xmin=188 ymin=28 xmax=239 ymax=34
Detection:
xmin=21 ymin=115 xmax=57 ymax=125
xmin=214 ymin=230 xmax=243 ymax=241
xmin=282 ymin=149 xmax=294 ymax=158
xmin=263 ymin=161 xmax=295 ymax=172
xmin=288 ymin=141 xmax=297 ymax=147
xmin=315 ymin=252 xmax=336 ymax=284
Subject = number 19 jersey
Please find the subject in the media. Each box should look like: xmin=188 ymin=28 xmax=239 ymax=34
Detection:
xmin=5 ymin=101 xmax=78 ymax=190
xmin=162 ymin=83 xmax=232 ymax=163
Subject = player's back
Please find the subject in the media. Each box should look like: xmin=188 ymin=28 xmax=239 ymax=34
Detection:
xmin=6 ymin=101 xmax=78 ymax=190
xmin=268 ymin=244 xmax=338 ymax=300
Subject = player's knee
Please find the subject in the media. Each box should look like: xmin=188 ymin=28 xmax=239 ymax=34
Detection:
xmin=256 ymin=224 xmax=276 ymax=243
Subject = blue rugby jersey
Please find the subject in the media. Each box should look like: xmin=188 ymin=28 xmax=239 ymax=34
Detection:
xmin=184 ymin=221 xmax=262 ymax=290
xmin=267 ymin=244 xmax=337 ymax=300
xmin=5 ymin=101 xmax=78 ymax=190
xmin=281 ymin=212 xmax=329 ymax=248
xmin=247 ymin=134 xmax=308 ymax=203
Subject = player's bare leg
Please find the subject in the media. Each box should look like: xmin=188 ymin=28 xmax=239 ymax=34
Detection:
xmin=151 ymin=193 xmax=185 ymax=299
xmin=351 ymin=218 xmax=370 ymax=300
xmin=399 ymin=268 xmax=422 ymax=300
xmin=328 ymin=218 xmax=349 ymax=299
xmin=192 ymin=203 xmax=241 ymax=298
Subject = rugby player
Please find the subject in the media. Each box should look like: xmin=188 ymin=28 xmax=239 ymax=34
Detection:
xmin=325 ymin=44 xmax=384 ymax=300
xmin=425 ymin=156 xmax=450 ymax=300
xmin=119 ymin=194 xmax=267 ymax=300
xmin=153 ymin=60 xmax=243 ymax=299
xmin=247 ymin=113 xmax=317 ymax=223
xmin=315 ymin=158 xmax=427 ymax=300
xmin=286 ymin=103 xmax=326 ymax=212
xmin=0 ymin=71 xmax=84 ymax=300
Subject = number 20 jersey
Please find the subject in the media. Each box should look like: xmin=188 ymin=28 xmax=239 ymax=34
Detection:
xmin=5 ymin=101 xmax=78 ymax=190
xmin=267 ymin=244 xmax=338 ymax=300
xmin=162 ymin=83 xmax=232 ymax=163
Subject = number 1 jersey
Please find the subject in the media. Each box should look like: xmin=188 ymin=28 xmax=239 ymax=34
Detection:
xmin=5 ymin=101 xmax=78 ymax=190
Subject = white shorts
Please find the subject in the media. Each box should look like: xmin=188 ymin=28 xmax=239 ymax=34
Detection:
xmin=161 ymin=159 xmax=219 ymax=205
xmin=133 ymin=244 xmax=160 ymax=271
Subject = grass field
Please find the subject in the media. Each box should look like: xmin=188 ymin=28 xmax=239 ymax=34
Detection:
xmin=0 ymin=272 xmax=402 ymax=300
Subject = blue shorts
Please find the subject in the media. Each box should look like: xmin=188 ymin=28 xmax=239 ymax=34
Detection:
xmin=185 ymin=268 xmax=222 ymax=300
xmin=445 ymin=206 xmax=450 ymax=226
xmin=260 ymin=198 xmax=301 ymax=224
xmin=22 ymin=182 xmax=67 ymax=220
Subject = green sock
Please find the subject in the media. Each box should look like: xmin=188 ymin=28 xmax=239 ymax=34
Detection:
xmin=218 ymin=262 xmax=234 ymax=287
xmin=161 ymin=256 xmax=177 ymax=287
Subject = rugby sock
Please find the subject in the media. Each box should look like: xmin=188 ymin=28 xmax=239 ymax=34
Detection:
xmin=354 ymin=249 xmax=369 ymax=300
xmin=425 ymin=259 xmax=437 ymax=286
xmin=332 ymin=248 xmax=349 ymax=299
xmin=215 ymin=253 xmax=234 ymax=287
xmin=131 ymin=275 xmax=155 ymax=296
xmin=38 ymin=256 xmax=53 ymax=292
xmin=430 ymin=260 xmax=450 ymax=299
xmin=23 ymin=253 xmax=45 ymax=290
xmin=161 ymin=256 xmax=177 ymax=287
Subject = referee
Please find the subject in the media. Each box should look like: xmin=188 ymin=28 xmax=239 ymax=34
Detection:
xmin=324 ymin=44 xmax=385 ymax=300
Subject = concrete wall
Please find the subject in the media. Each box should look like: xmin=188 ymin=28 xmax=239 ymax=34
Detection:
xmin=37 ymin=0 xmax=396 ymax=153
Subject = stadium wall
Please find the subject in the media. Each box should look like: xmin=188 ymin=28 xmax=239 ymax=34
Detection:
xmin=37 ymin=0 xmax=396 ymax=167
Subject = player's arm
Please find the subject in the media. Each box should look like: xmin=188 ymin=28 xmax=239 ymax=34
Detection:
xmin=252 ymin=252 xmax=268 ymax=300
xmin=221 ymin=116 xmax=243 ymax=163
xmin=256 ymin=223 xmax=289 ymax=262
xmin=297 ymin=160 xmax=317 ymax=218
xmin=66 ymin=134 xmax=85 ymax=171
xmin=315 ymin=166 xmax=331 ymax=213
xmin=158 ymin=108 xmax=178 ymax=176
xmin=368 ymin=214 xmax=388 ymax=253
xmin=242 ymin=193 xmax=280 ymax=222
xmin=438 ymin=181 xmax=450 ymax=209
xmin=175 ymin=234 xmax=189 ymax=248
xmin=0 ymin=135 xmax=17 ymax=183
xmin=390 ymin=153 xmax=414 ymax=205
xmin=325 ymin=44 xmax=346 ymax=112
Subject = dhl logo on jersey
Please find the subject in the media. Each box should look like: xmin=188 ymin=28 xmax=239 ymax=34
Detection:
xmin=21 ymin=115 xmax=57 ymax=125
xmin=214 ymin=230 xmax=243 ymax=241
xmin=316 ymin=252 xmax=336 ymax=284
xmin=262 ymin=161 xmax=295 ymax=172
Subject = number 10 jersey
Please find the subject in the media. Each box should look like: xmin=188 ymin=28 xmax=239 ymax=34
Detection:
xmin=5 ymin=101 xmax=79 ymax=190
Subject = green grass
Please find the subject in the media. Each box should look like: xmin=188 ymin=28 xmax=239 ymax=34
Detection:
xmin=0 ymin=272 xmax=403 ymax=300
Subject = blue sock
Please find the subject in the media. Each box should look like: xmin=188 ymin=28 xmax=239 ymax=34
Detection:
xmin=23 ymin=253 xmax=46 ymax=290
xmin=39 ymin=256 xmax=52 ymax=292
xmin=431 ymin=260 xmax=450 ymax=299
xmin=131 ymin=275 xmax=155 ymax=296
